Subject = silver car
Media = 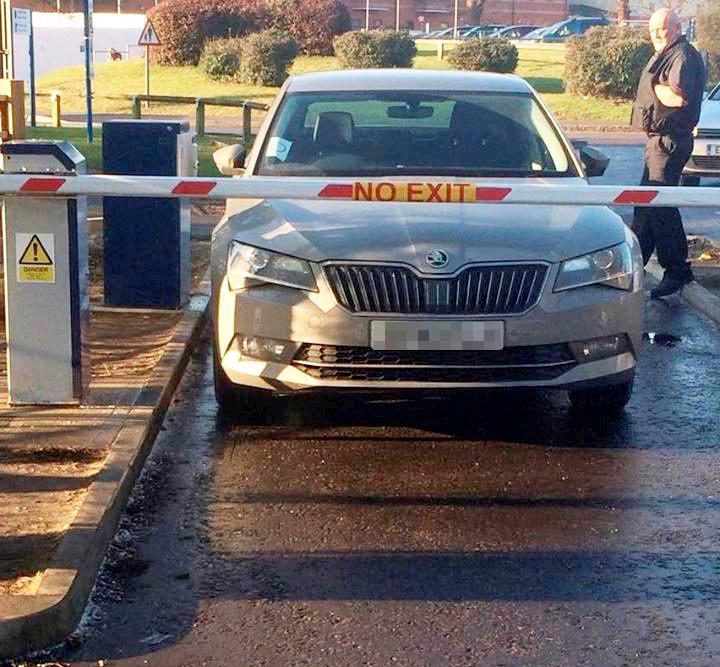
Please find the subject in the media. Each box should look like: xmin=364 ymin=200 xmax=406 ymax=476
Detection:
xmin=682 ymin=83 xmax=720 ymax=185
xmin=211 ymin=70 xmax=644 ymax=414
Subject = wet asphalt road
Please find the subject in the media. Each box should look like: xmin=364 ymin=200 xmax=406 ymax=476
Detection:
xmin=41 ymin=291 xmax=720 ymax=667
xmin=582 ymin=133 xmax=720 ymax=242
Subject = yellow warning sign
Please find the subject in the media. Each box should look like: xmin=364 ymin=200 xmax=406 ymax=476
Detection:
xmin=17 ymin=233 xmax=55 ymax=283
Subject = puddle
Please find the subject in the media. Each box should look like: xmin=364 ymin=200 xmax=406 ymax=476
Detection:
xmin=643 ymin=332 xmax=682 ymax=347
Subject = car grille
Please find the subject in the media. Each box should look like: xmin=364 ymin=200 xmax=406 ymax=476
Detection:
xmin=689 ymin=156 xmax=720 ymax=169
xmin=293 ymin=343 xmax=576 ymax=383
xmin=323 ymin=263 xmax=547 ymax=315
xmin=695 ymin=128 xmax=720 ymax=138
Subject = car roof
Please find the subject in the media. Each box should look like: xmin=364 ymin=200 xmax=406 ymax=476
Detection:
xmin=286 ymin=69 xmax=532 ymax=94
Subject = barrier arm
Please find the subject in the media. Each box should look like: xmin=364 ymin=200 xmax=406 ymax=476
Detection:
xmin=0 ymin=174 xmax=719 ymax=207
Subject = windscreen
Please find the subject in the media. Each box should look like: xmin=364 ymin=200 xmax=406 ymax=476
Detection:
xmin=256 ymin=90 xmax=575 ymax=178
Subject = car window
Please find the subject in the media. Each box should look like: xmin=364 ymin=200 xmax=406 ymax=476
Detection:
xmin=256 ymin=90 xmax=574 ymax=178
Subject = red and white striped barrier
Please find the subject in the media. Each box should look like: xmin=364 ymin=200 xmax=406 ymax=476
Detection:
xmin=1 ymin=174 xmax=719 ymax=207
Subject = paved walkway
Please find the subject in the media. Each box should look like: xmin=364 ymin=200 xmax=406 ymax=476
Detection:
xmin=0 ymin=308 xmax=183 ymax=596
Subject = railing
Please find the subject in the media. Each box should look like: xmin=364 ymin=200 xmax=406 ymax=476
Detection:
xmin=31 ymin=92 xmax=269 ymax=145
xmin=130 ymin=94 xmax=269 ymax=144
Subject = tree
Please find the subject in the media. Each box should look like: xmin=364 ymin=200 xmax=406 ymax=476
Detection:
xmin=633 ymin=0 xmax=702 ymax=18
xmin=465 ymin=0 xmax=486 ymax=25
xmin=617 ymin=0 xmax=629 ymax=22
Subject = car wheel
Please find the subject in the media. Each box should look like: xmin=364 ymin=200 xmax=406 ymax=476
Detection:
xmin=213 ymin=340 xmax=271 ymax=416
xmin=568 ymin=378 xmax=633 ymax=415
xmin=680 ymin=175 xmax=701 ymax=187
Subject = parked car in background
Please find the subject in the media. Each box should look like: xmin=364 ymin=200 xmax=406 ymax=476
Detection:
xmin=427 ymin=25 xmax=479 ymax=39
xmin=524 ymin=16 xmax=609 ymax=42
xmin=211 ymin=69 xmax=644 ymax=415
xmin=487 ymin=25 xmax=539 ymax=39
xmin=519 ymin=25 xmax=554 ymax=41
xmin=460 ymin=24 xmax=506 ymax=38
xmin=682 ymin=83 xmax=720 ymax=186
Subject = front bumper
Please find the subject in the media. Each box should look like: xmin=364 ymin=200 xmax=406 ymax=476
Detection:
xmin=683 ymin=139 xmax=720 ymax=177
xmin=214 ymin=264 xmax=644 ymax=394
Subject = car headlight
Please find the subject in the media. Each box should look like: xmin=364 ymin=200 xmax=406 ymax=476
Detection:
xmin=554 ymin=242 xmax=634 ymax=292
xmin=227 ymin=242 xmax=317 ymax=291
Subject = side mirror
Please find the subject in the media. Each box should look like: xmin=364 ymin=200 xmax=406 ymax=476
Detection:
xmin=213 ymin=143 xmax=246 ymax=176
xmin=579 ymin=145 xmax=609 ymax=178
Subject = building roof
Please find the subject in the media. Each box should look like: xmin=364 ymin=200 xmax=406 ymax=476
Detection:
xmin=286 ymin=69 xmax=533 ymax=94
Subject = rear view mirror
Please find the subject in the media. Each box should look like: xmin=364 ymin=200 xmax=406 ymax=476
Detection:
xmin=387 ymin=105 xmax=434 ymax=119
xmin=579 ymin=145 xmax=609 ymax=178
xmin=213 ymin=143 xmax=246 ymax=176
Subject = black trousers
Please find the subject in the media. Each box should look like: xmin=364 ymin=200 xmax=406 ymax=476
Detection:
xmin=631 ymin=133 xmax=694 ymax=276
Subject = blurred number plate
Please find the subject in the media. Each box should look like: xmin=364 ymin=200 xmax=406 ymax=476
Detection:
xmin=706 ymin=144 xmax=720 ymax=156
xmin=370 ymin=320 xmax=504 ymax=351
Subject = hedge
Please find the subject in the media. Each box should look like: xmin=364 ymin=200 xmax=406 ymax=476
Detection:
xmin=446 ymin=37 xmax=518 ymax=73
xmin=199 ymin=38 xmax=243 ymax=80
xmin=148 ymin=0 xmax=271 ymax=66
xmin=333 ymin=31 xmax=416 ymax=68
xmin=697 ymin=0 xmax=720 ymax=85
xmin=238 ymin=30 xmax=298 ymax=85
xmin=270 ymin=0 xmax=351 ymax=55
xmin=565 ymin=25 xmax=652 ymax=99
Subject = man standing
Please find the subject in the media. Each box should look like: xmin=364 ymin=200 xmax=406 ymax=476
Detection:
xmin=630 ymin=8 xmax=706 ymax=298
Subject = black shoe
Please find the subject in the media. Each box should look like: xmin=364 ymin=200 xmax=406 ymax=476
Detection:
xmin=650 ymin=269 xmax=694 ymax=299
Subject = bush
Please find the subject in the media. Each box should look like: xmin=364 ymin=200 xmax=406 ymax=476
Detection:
xmin=199 ymin=38 xmax=243 ymax=80
xmin=333 ymin=30 xmax=416 ymax=68
xmin=269 ymin=0 xmax=351 ymax=55
xmin=697 ymin=0 xmax=720 ymax=85
xmin=565 ymin=25 xmax=652 ymax=99
xmin=148 ymin=0 xmax=271 ymax=66
xmin=446 ymin=38 xmax=518 ymax=73
xmin=237 ymin=30 xmax=298 ymax=85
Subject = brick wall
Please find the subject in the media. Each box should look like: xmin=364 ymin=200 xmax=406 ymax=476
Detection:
xmin=349 ymin=0 xmax=568 ymax=30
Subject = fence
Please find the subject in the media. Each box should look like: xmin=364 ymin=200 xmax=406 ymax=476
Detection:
xmin=129 ymin=94 xmax=268 ymax=144
xmin=31 ymin=92 xmax=269 ymax=144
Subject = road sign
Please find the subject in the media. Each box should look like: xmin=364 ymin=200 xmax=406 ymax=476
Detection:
xmin=138 ymin=19 xmax=160 ymax=46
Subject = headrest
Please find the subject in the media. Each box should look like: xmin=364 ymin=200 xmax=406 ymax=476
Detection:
xmin=313 ymin=111 xmax=354 ymax=148
xmin=450 ymin=101 xmax=482 ymax=131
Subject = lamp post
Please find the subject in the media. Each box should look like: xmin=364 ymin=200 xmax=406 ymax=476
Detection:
xmin=396 ymin=0 xmax=400 ymax=30
xmin=365 ymin=0 xmax=370 ymax=29
xmin=83 ymin=0 xmax=93 ymax=142
xmin=453 ymin=0 xmax=458 ymax=38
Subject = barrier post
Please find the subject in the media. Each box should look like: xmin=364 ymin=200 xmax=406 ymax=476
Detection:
xmin=0 ymin=80 xmax=26 ymax=138
xmin=243 ymin=104 xmax=252 ymax=146
xmin=50 ymin=91 xmax=61 ymax=128
xmin=0 ymin=141 xmax=89 ymax=404
xmin=195 ymin=99 xmax=205 ymax=137
xmin=437 ymin=41 xmax=444 ymax=61
xmin=131 ymin=95 xmax=141 ymax=119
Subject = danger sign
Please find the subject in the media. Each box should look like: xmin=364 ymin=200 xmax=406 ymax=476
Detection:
xmin=138 ymin=19 xmax=160 ymax=46
xmin=17 ymin=233 xmax=55 ymax=283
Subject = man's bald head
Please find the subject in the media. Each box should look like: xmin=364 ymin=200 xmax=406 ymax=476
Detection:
xmin=649 ymin=8 xmax=682 ymax=52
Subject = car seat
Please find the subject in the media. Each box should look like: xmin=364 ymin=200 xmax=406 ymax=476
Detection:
xmin=449 ymin=102 xmax=529 ymax=170
xmin=313 ymin=111 xmax=354 ymax=155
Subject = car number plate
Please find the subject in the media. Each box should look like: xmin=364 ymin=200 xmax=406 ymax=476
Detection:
xmin=370 ymin=320 xmax=504 ymax=351
xmin=706 ymin=144 xmax=720 ymax=156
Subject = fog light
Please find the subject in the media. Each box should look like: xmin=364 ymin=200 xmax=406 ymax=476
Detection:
xmin=569 ymin=335 xmax=631 ymax=363
xmin=238 ymin=335 xmax=295 ymax=362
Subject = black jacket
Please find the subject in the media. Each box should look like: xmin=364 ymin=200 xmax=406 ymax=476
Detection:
xmin=631 ymin=36 xmax=706 ymax=136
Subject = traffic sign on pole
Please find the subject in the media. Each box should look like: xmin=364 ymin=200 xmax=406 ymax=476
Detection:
xmin=138 ymin=19 xmax=160 ymax=106
xmin=138 ymin=19 xmax=160 ymax=46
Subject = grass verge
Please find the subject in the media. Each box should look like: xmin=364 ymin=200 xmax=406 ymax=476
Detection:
xmin=27 ymin=126 xmax=242 ymax=175
xmin=36 ymin=43 xmax=632 ymax=125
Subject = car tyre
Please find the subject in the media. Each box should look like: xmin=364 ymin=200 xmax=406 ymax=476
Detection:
xmin=213 ymin=341 xmax=271 ymax=417
xmin=680 ymin=174 xmax=701 ymax=187
xmin=568 ymin=378 xmax=633 ymax=416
